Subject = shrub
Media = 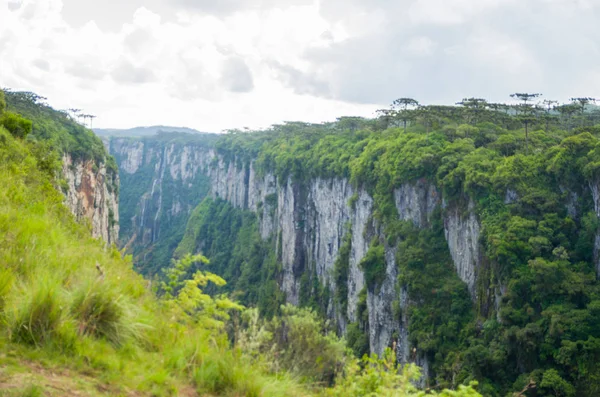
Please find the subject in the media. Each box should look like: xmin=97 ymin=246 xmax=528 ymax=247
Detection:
xmin=238 ymin=305 xmax=348 ymax=385
xmin=359 ymin=239 xmax=386 ymax=290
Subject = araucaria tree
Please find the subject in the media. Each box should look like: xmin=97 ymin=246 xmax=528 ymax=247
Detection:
xmin=391 ymin=98 xmax=419 ymax=132
xmin=511 ymin=93 xmax=542 ymax=153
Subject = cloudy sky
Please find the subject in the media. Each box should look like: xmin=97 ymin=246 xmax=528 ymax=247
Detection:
xmin=1 ymin=0 xmax=599 ymax=131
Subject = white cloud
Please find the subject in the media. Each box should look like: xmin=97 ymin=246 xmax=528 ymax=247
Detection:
xmin=0 ymin=0 xmax=598 ymax=131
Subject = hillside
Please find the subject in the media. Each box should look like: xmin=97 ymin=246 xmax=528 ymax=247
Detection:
xmin=4 ymin=91 xmax=119 ymax=243
xmin=109 ymin=103 xmax=600 ymax=396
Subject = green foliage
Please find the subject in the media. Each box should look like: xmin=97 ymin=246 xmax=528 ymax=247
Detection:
xmin=360 ymin=239 xmax=386 ymax=290
xmin=4 ymin=91 xmax=111 ymax=164
xmin=159 ymin=253 xmax=244 ymax=329
xmin=395 ymin=214 xmax=474 ymax=387
xmin=334 ymin=227 xmax=352 ymax=315
xmin=195 ymin=105 xmax=600 ymax=396
xmin=238 ymin=305 xmax=348 ymax=385
xmin=176 ymin=197 xmax=285 ymax=317
xmin=1 ymin=112 xmax=32 ymax=139
xmin=345 ymin=322 xmax=370 ymax=358
xmin=539 ymin=368 xmax=576 ymax=397
xmin=325 ymin=348 xmax=482 ymax=396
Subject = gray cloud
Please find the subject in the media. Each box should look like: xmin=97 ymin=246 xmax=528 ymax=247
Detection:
xmin=111 ymin=61 xmax=156 ymax=84
xmin=65 ymin=62 xmax=106 ymax=80
xmin=172 ymin=0 xmax=312 ymax=15
xmin=61 ymin=0 xmax=170 ymax=31
xmin=220 ymin=57 xmax=254 ymax=93
xmin=268 ymin=61 xmax=331 ymax=97
xmin=261 ymin=0 xmax=600 ymax=106
xmin=32 ymin=59 xmax=50 ymax=71
xmin=7 ymin=0 xmax=22 ymax=11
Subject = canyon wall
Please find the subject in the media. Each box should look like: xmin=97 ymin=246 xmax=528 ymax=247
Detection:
xmin=108 ymin=137 xmax=495 ymax=376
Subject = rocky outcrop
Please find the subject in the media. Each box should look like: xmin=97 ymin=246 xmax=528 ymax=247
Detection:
xmin=61 ymin=154 xmax=119 ymax=244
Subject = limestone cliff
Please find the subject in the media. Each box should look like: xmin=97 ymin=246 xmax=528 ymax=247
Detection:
xmin=61 ymin=154 xmax=119 ymax=244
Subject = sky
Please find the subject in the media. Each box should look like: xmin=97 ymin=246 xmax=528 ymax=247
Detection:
xmin=1 ymin=0 xmax=599 ymax=132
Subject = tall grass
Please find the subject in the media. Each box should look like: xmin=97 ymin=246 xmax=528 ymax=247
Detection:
xmin=8 ymin=281 xmax=66 ymax=347
xmin=70 ymin=280 xmax=136 ymax=346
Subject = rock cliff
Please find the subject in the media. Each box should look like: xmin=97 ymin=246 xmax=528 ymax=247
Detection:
xmin=107 ymin=136 xmax=214 ymax=273
xmin=61 ymin=154 xmax=119 ymax=244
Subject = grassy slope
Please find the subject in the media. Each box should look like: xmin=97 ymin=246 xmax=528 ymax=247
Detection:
xmin=0 ymin=125 xmax=306 ymax=396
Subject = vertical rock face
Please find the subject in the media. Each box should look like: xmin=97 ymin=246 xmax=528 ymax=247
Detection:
xmin=394 ymin=179 xmax=439 ymax=228
xmin=367 ymin=246 xmax=398 ymax=356
xmin=347 ymin=189 xmax=371 ymax=323
xmin=443 ymin=199 xmax=481 ymax=297
xmin=61 ymin=154 xmax=119 ymax=244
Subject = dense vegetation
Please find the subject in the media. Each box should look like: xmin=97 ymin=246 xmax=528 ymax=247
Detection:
xmin=168 ymin=96 xmax=600 ymax=396
xmin=174 ymin=197 xmax=286 ymax=318
xmin=4 ymin=90 xmax=114 ymax=167
xmin=0 ymin=90 xmax=478 ymax=395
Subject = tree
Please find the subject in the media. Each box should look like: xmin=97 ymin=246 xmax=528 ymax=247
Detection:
xmin=456 ymin=97 xmax=489 ymax=125
xmin=80 ymin=114 xmax=96 ymax=128
xmin=67 ymin=108 xmax=82 ymax=122
xmin=88 ymin=114 xmax=96 ymax=129
xmin=555 ymin=103 xmax=580 ymax=132
xmin=510 ymin=92 xmax=542 ymax=105
xmin=540 ymin=99 xmax=558 ymax=131
xmin=391 ymin=98 xmax=420 ymax=132
xmin=511 ymin=93 xmax=542 ymax=153
xmin=416 ymin=105 xmax=436 ymax=133
xmin=159 ymin=254 xmax=243 ymax=330
xmin=570 ymin=97 xmax=596 ymax=115
xmin=336 ymin=116 xmax=365 ymax=133
xmin=375 ymin=108 xmax=395 ymax=129
xmin=570 ymin=97 xmax=596 ymax=127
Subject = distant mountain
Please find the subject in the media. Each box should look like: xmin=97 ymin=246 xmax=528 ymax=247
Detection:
xmin=94 ymin=125 xmax=206 ymax=137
